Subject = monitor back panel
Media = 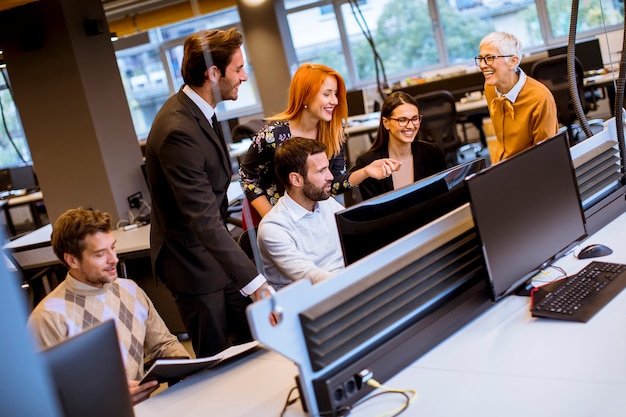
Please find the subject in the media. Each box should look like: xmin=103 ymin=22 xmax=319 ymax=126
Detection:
xmin=41 ymin=320 xmax=134 ymax=417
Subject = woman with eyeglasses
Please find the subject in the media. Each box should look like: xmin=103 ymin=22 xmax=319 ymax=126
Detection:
xmin=351 ymin=91 xmax=446 ymax=201
xmin=239 ymin=63 xmax=399 ymax=221
xmin=477 ymin=31 xmax=558 ymax=163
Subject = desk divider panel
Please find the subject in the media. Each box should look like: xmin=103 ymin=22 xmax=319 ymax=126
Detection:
xmin=247 ymin=204 xmax=493 ymax=416
xmin=570 ymin=117 xmax=626 ymax=234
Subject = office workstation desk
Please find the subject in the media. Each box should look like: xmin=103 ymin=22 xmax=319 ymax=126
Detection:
xmin=134 ymin=210 xmax=626 ymax=417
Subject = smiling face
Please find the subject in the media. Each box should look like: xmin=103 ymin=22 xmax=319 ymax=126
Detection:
xmin=64 ymin=231 xmax=119 ymax=288
xmin=478 ymin=43 xmax=519 ymax=94
xmin=383 ymin=103 xmax=421 ymax=145
xmin=306 ymin=76 xmax=339 ymax=122
xmin=217 ymin=48 xmax=248 ymax=101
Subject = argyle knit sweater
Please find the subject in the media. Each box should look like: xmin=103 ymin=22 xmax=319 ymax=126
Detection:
xmin=27 ymin=274 xmax=189 ymax=380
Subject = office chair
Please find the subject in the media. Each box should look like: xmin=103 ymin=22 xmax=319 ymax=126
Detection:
xmin=414 ymin=90 xmax=463 ymax=167
xmin=231 ymin=119 xmax=265 ymax=143
xmin=531 ymin=54 xmax=603 ymax=145
xmin=4 ymin=241 xmax=64 ymax=311
xmin=237 ymin=226 xmax=258 ymax=260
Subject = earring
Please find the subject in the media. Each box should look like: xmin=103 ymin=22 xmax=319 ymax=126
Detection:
xmin=304 ymin=105 xmax=308 ymax=109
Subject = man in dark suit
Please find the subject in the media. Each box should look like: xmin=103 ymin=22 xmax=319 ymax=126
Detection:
xmin=144 ymin=28 xmax=269 ymax=358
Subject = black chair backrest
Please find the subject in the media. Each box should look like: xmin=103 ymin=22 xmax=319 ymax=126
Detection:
xmin=530 ymin=54 xmax=589 ymax=127
xmin=414 ymin=90 xmax=461 ymax=166
xmin=238 ymin=226 xmax=259 ymax=260
xmin=231 ymin=119 xmax=266 ymax=143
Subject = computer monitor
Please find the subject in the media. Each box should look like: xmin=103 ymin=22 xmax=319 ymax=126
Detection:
xmin=465 ymin=131 xmax=587 ymax=301
xmin=346 ymin=89 xmax=366 ymax=117
xmin=548 ymin=38 xmax=605 ymax=73
xmin=40 ymin=320 xmax=134 ymax=417
xmin=335 ymin=157 xmax=486 ymax=265
xmin=0 ymin=165 xmax=37 ymax=192
xmin=0 ymin=168 xmax=10 ymax=192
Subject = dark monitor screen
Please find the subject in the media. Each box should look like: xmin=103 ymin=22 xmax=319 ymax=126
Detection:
xmin=336 ymin=157 xmax=486 ymax=265
xmin=0 ymin=169 xmax=10 ymax=192
xmin=9 ymin=165 xmax=37 ymax=190
xmin=548 ymin=38 xmax=604 ymax=73
xmin=466 ymin=132 xmax=587 ymax=301
xmin=0 ymin=165 xmax=37 ymax=192
xmin=346 ymin=89 xmax=366 ymax=117
xmin=40 ymin=320 xmax=134 ymax=417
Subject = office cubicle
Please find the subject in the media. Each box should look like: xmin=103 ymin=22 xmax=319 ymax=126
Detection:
xmin=247 ymin=115 xmax=626 ymax=416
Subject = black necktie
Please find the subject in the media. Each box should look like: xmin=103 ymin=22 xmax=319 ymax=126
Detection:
xmin=211 ymin=113 xmax=232 ymax=177
xmin=211 ymin=113 xmax=226 ymax=147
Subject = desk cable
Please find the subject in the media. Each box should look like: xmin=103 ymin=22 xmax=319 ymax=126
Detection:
xmin=280 ymin=378 xmax=417 ymax=417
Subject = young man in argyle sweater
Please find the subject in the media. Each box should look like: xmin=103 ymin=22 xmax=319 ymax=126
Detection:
xmin=27 ymin=208 xmax=189 ymax=405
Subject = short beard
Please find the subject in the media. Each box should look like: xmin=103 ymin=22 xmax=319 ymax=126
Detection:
xmin=303 ymin=179 xmax=331 ymax=202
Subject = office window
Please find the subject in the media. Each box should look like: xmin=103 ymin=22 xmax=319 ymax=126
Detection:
xmin=116 ymin=42 xmax=170 ymax=140
xmin=160 ymin=9 xmax=241 ymax=41
xmin=286 ymin=5 xmax=351 ymax=87
xmin=282 ymin=0 xmax=624 ymax=90
xmin=437 ymin=0 xmax=542 ymax=63
xmin=285 ymin=0 xmax=321 ymax=10
xmin=545 ymin=0 xmax=623 ymax=39
xmin=0 ymin=69 xmax=31 ymax=170
xmin=340 ymin=0 xmax=439 ymax=85
xmin=115 ymin=8 xmax=262 ymax=141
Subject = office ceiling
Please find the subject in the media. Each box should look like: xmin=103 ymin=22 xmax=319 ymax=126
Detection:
xmin=102 ymin=0 xmax=189 ymax=22
xmin=0 ymin=0 xmax=38 ymax=13
xmin=0 ymin=0 xmax=187 ymax=19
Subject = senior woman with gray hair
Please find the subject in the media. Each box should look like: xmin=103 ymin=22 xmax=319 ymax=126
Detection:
xmin=476 ymin=31 xmax=558 ymax=163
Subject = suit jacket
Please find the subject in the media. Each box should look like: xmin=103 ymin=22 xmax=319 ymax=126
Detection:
xmin=145 ymin=89 xmax=259 ymax=294
xmin=352 ymin=140 xmax=446 ymax=201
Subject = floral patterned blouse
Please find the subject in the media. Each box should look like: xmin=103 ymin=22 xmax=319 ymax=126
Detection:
xmin=238 ymin=120 xmax=353 ymax=206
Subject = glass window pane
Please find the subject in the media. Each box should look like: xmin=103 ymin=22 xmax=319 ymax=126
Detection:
xmin=0 ymin=70 xmax=31 ymax=169
xmin=340 ymin=0 xmax=439 ymax=83
xmin=284 ymin=0 xmax=321 ymax=11
xmin=160 ymin=8 xmax=241 ymax=41
xmin=546 ymin=0 xmax=624 ymax=38
xmin=286 ymin=6 xmax=350 ymax=86
xmin=116 ymin=42 xmax=170 ymax=139
xmin=438 ymin=0 xmax=543 ymax=61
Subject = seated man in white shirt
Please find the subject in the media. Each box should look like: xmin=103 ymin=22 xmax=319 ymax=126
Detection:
xmin=257 ymin=137 xmax=345 ymax=289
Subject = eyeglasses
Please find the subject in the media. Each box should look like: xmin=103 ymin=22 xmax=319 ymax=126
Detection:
xmin=474 ymin=55 xmax=513 ymax=66
xmin=388 ymin=115 xmax=423 ymax=127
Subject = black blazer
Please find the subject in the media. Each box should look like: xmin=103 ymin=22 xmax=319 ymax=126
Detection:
xmin=353 ymin=140 xmax=446 ymax=201
xmin=145 ymin=89 xmax=258 ymax=294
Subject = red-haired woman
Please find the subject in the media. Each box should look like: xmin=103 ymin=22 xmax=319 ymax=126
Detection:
xmin=239 ymin=63 xmax=399 ymax=220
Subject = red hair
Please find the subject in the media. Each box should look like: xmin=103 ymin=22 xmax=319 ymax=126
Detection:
xmin=267 ymin=63 xmax=347 ymax=158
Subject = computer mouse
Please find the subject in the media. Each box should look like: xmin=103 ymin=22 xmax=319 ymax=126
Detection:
xmin=576 ymin=244 xmax=613 ymax=259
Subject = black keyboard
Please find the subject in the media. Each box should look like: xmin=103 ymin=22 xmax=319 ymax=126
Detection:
xmin=531 ymin=261 xmax=626 ymax=322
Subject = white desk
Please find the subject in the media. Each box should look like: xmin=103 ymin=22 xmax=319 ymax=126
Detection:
xmin=2 ymin=190 xmax=46 ymax=237
xmin=3 ymin=223 xmax=151 ymax=272
xmin=3 ymin=180 xmax=243 ymax=271
xmin=229 ymin=138 xmax=252 ymax=160
xmin=583 ymin=70 xmax=617 ymax=88
xmin=456 ymin=96 xmax=488 ymax=114
xmin=345 ymin=112 xmax=380 ymax=137
xmin=133 ymin=210 xmax=626 ymax=416
xmin=135 ymin=349 xmax=299 ymax=417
